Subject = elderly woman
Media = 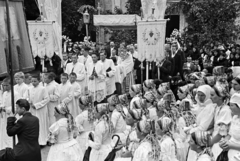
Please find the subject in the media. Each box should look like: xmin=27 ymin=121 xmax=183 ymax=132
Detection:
xmin=210 ymin=82 xmax=232 ymax=159
xmin=220 ymin=93 xmax=240 ymax=161
xmin=46 ymin=103 xmax=83 ymax=161
xmin=75 ymin=95 xmax=94 ymax=154
xmin=188 ymin=131 xmax=214 ymax=161
xmin=132 ymin=119 xmax=161 ymax=161
xmin=89 ymin=103 xmax=112 ymax=161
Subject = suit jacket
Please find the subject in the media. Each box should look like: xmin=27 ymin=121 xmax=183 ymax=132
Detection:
xmin=7 ymin=112 xmax=41 ymax=161
xmin=160 ymin=59 xmax=172 ymax=82
xmin=172 ymin=51 xmax=183 ymax=76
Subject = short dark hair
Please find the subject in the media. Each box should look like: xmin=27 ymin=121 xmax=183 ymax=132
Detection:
xmin=70 ymin=72 xmax=77 ymax=77
xmin=61 ymin=73 xmax=69 ymax=78
xmin=25 ymin=73 xmax=32 ymax=79
xmin=16 ymin=99 xmax=30 ymax=111
xmin=32 ymin=75 xmax=41 ymax=81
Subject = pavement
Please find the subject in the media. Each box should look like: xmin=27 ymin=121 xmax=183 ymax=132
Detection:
xmin=41 ymin=146 xmax=50 ymax=161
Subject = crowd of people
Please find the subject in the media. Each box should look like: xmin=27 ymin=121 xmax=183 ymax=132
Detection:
xmin=0 ymin=38 xmax=240 ymax=161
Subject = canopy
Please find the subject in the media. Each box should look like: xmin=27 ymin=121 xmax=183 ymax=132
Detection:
xmin=94 ymin=15 xmax=141 ymax=29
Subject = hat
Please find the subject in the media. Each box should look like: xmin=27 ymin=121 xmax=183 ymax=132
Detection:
xmin=137 ymin=119 xmax=153 ymax=134
xmin=96 ymin=103 xmax=109 ymax=113
xmin=107 ymin=95 xmax=120 ymax=106
xmin=157 ymin=99 xmax=171 ymax=111
xmin=128 ymin=109 xmax=143 ymax=121
xmin=144 ymin=79 xmax=155 ymax=90
xmin=144 ymin=91 xmax=156 ymax=103
xmin=157 ymin=116 xmax=173 ymax=132
xmin=118 ymin=94 xmax=129 ymax=105
xmin=214 ymin=81 xmax=229 ymax=98
xmin=131 ymin=84 xmax=142 ymax=94
xmin=55 ymin=103 xmax=70 ymax=115
xmin=230 ymin=93 xmax=240 ymax=108
xmin=132 ymin=97 xmax=147 ymax=110
xmin=157 ymin=83 xmax=170 ymax=96
xmin=79 ymin=95 xmax=93 ymax=106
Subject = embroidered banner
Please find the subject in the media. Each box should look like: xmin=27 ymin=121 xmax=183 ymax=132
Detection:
xmin=141 ymin=0 xmax=167 ymax=20
xmin=137 ymin=20 xmax=167 ymax=62
xmin=28 ymin=21 xmax=54 ymax=58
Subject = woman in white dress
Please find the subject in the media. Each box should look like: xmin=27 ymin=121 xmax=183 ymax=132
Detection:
xmin=220 ymin=93 xmax=240 ymax=161
xmin=46 ymin=103 xmax=83 ymax=161
xmin=89 ymin=103 xmax=112 ymax=161
xmin=75 ymin=95 xmax=94 ymax=154
xmin=188 ymin=131 xmax=214 ymax=161
xmin=132 ymin=119 xmax=161 ymax=161
xmin=210 ymin=82 xmax=232 ymax=160
xmin=157 ymin=116 xmax=179 ymax=161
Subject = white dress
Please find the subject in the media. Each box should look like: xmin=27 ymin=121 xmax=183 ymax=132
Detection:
xmin=212 ymin=104 xmax=232 ymax=160
xmin=132 ymin=140 xmax=153 ymax=161
xmin=75 ymin=110 xmax=94 ymax=154
xmin=70 ymin=82 xmax=82 ymax=118
xmin=89 ymin=118 xmax=112 ymax=161
xmin=14 ymin=82 xmax=28 ymax=98
xmin=228 ymin=115 xmax=240 ymax=161
xmin=23 ymin=85 xmax=50 ymax=145
xmin=46 ymin=118 xmax=83 ymax=161
xmin=160 ymin=135 xmax=179 ymax=161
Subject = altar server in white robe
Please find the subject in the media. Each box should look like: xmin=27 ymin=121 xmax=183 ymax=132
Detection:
xmin=87 ymin=53 xmax=106 ymax=103
xmin=69 ymin=72 xmax=82 ymax=118
xmin=44 ymin=73 xmax=60 ymax=126
xmin=14 ymin=72 xmax=29 ymax=98
xmin=66 ymin=53 xmax=86 ymax=94
xmin=0 ymin=77 xmax=19 ymax=149
xmin=24 ymin=73 xmax=33 ymax=88
xmin=78 ymin=47 xmax=93 ymax=94
xmin=59 ymin=73 xmax=73 ymax=106
xmin=24 ymin=75 xmax=50 ymax=146
xmin=100 ymin=51 xmax=116 ymax=97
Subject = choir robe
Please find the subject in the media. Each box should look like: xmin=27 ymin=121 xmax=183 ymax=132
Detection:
xmin=59 ymin=82 xmax=73 ymax=105
xmin=45 ymin=81 xmax=60 ymax=127
xmin=78 ymin=55 xmax=93 ymax=94
xmin=23 ymin=85 xmax=50 ymax=145
xmin=70 ymin=81 xmax=82 ymax=118
xmin=66 ymin=62 xmax=86 ymax=94
xmin=0 ymin=90 xmax=19 ymax=149
xmin=87 ymin=61 xmax=106 ymax=102
xmin=14 ymin=82 xmax=29 ymax=98
xmin=101 ymin=59 xmax=116 ymax=96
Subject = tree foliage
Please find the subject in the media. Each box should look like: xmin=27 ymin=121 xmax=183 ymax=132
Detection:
xmin=167 ymin=0 xmax=240 ymax=47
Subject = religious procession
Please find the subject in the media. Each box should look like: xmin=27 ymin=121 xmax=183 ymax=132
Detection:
xmin=0 ymin=0 xmax=240 ymax=161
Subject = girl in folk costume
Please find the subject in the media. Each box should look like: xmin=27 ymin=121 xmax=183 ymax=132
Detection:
xmin=144 ymin=91 xmax=158 ymax=121
xmin=157 ymin=82 xmax=177 ymax=104
xmin=129 ymin=84 xmax=142 ymax=110
xmin=157 ymin=116 xmax=179 ymax=161
xmin=177 ymin=84 xmax=196 ymax=107
xmin=0 ymin=77 xmax=20 ymax=149
xmin=132 ymin=119 xmax=161 ymax=161
xmin=210 ymin=82 xmax=232 ymax=160
xmin=107 ymin=95 xmax=128 ymax=145
xmin=46 ymin=103 xmax=83 ymax=161
xmin=188 ymin=131 xmax=214 ymax=161
xmin=75 ymin=95 xmax=94 ymax=155
xmin=118 ymin=93 xmax=130 ymax=111
xmin=118 ymin=48 xmax=134 ymax=93
xmin=220 ymin=93 xmax=240 ymax=161
xmin=23 ymin=75 xmax=50 ymax=146
xmin=87 ymin=53 xmax=107 ymax=103
xmin=130 ymin=97 xmax=148 ymax=118
xmin=89 ymin=103 xmax=112 ymax=161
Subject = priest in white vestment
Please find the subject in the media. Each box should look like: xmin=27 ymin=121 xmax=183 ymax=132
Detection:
xmin=14 ymin=72 xmax=29 ymax=98
xmin=44 ymin=73 xmax=60 ymax=127
xmin=87 ymin=53 xmax=106 ymax=103
xmin=23 ymin=75 xmax=50 ymax=146
xmin=66 ymin=54 xmax=86 ymax=94
xmin=100 ymin=52 xmax=116 ymax=96
xmin=0 ymin=78 xmax=19 ymax=149
xmin=69 ymin=73 xmax=82 ymax=118
xmin=78 ymin=47 xmax=93 ymax=94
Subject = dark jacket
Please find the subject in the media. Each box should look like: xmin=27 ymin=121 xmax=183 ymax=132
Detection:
xmin=7 ymin=112 xmax=41 ymax=161
xmin=172 ymin=51 xmax=183 ymax=76
xmin=153 ymin=59 xmax=172 ymax=82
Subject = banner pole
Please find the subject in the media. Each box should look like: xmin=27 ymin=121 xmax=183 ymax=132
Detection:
xmin=5 ymin=0 xmax=16 ymax=147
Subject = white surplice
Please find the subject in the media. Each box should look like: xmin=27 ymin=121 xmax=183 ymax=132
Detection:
xmin=66 ymin=62 xmax=86 ymax=93
xmin=59 ymin=82 xmax=73 ymax=105
xmin=24 ymin=85 xmax=50 ymax=145
xmin=0 ymin=90 xmax=19 ymax=149
xmin=14 ymin=82 xmax=29 ymax=98
xmin=70 ymin=81 xmax=82 ymax=118
xmin=87 ymin=61 xmax=106 ymax=102
xmin=100 ymin=59 xmax=116 ymax=96
xmin=78 ymin=55 xmax=93 ymax=94
xmin=45 ymin=81 xmax=60 ymax=127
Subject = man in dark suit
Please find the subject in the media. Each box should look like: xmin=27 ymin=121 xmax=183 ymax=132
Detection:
xmin=106 ymin=41 xmax=115 ymax=58
xmin=171 ymin=43 xmax=184 ymax=80
xmin=0 ymin=99 xmax=41 ymax=161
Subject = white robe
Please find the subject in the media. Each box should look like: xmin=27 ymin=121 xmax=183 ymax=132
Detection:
xmin=23 ymin=85 xmax=50 ymax=145
xmin=87 ymin=61 xmax=106 ymax=102
xmin=78 ymin=55 xmax=93 ymax=94
xmin=101 ymin=59 xmax=116 ymax=96
xmin=59 ymin=82 xmax=73 ymax=105
xmin=14 ymin=82 xmax=28 ymax=98
xmin=45 ymin=81 xmax=60 ymax=127
xmin=70 ymin=82 xmax=82 ymax=118
xmin=0 ymin=90 xmax=19 ymax=149
xmin=75 ymin=110 xmax=94 ymax=154
xmin=66 ymin=62 xmax=86 ymax=94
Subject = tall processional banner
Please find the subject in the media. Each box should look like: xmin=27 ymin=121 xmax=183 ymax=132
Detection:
xmin=137 ymin=20 xmax=167 ymax=62
xmin=28 ymin=21 xmax=54 ymax=58
xmin=141 ymin=0 xmax=167 ymax=20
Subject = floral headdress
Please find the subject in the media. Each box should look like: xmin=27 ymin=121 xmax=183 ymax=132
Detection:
xmin=79 ymin=95 xmax=95 ymax=122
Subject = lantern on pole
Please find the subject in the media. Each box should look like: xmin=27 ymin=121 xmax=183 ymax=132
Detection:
xmin=83 ymin=9 xmax=90 ymax=37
